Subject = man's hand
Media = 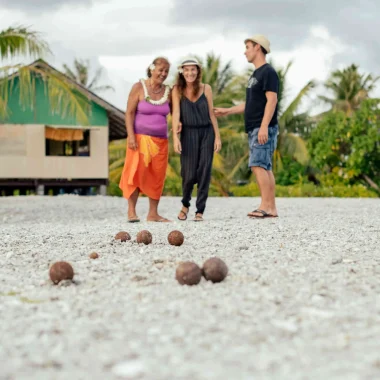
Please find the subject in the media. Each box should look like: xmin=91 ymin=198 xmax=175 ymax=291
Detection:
xmin=173 ymin=138 xmax=182 ymax=154
xmin=258 ymin=127 xmax=268 ymax=145
xmin=128 ymin=136 xmax=138 ymax=150
xmin=213 ymin=108 xmax=229 ymax=117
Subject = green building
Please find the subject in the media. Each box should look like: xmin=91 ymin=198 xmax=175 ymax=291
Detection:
xmin=0 ymin=60 xmax=126 ymax=195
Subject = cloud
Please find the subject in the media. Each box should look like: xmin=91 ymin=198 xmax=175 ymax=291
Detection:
xmin=170 ymin=0 xmax=379 ymax=65
xmin=1 ymin=0 xmax=378 ymax=112
xmin=0 ymin=0 xmax=93 ymax=12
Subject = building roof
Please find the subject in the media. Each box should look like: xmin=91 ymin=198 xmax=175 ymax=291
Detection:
xmin=28 ymin=59 xmax=127 ymax=141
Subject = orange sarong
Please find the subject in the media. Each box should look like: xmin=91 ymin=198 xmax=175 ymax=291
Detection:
xmin=119 ymin=134 xmax=168 ymax=200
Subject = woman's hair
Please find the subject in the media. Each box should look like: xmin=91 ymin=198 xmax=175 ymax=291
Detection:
xmin=146 ymin=56 xmax=170 ymax=78
xmin=176 ymin=65 xmax=202 ymax=98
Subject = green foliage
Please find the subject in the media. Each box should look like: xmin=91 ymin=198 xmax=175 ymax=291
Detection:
xmin=319 ymin=64 xmax=380 ymax=115
xmin=163 ymin=177 xmax=182 ymax=195
xmin=230 ymin=182 xmax=377 ymax=198
xmin=0 ymin=25 xmax=90 ymax=123
xmin=309 ymin=99 xmax=380 ymax=188
xmin=275 ymin=156 xmax=308 ymax=186
xmin=107 ymin=181 xmax=123 ymax=197
xmin=0 ymin=26 xmax=49 ymax=59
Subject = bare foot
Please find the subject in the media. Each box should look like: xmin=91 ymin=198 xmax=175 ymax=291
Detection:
xmin=128 ymin=212 xmax=140 ymax=222
xmin=147 ymin=214 xmax=172 ymax=222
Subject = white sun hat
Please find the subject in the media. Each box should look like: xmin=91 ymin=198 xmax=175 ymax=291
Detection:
xmin=177 ymin=57 xmax=201 ymax=71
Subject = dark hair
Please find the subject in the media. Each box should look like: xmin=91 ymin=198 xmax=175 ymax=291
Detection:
xmin=146 ymin=57 xmax=170 ymax=78
xmin=251 ymin=41 xmax=268 ymax=55
xmin=176 ymin=65 xmax=202 ymax=98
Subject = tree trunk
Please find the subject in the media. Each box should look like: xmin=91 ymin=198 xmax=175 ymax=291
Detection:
xmin=362 ymin=174 xmax=380 ymax=191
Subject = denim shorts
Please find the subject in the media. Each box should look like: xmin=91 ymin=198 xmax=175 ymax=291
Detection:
xmin=248 ymin=125 xmax=279 ymax=171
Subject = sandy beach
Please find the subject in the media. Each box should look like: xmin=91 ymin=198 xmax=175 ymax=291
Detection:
xmin=1 ymin=195 xmax=379 ymax=380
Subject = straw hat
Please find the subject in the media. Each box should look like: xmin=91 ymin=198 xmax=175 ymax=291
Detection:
xmin=244 ymin=34 xmax=271 ymax=53
xmin=178 ymin=57 xmax=201 ymax=71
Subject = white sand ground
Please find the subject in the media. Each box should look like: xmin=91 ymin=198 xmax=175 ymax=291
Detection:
xmin=0 ymin=196 xmax=380 ymax=380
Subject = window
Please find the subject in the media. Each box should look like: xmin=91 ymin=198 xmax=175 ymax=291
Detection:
xmin=45 ymin=130 xmax=90 ymax=157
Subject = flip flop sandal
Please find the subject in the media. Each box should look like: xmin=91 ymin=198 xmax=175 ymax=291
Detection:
xmin=193 ymin=214 xmax=204 ymax=222
xmin=248 ymin=209 xmax=278 ymax=218
xmin=128 ymin=217 xmax=140 ymax=223
xmin=178 ymin=209 xmax=188 ymax=221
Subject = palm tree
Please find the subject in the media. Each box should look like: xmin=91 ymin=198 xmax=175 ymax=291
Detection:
xmin=319 ymin=64 xmax=379 ymax=115
xmin=192 ymin=52 xmax=236 ymax=106
xmin=275 ymin=61 xmax=315 ymax=170
xmin=63 ymin=58 xmax=114 ymax=93
xmin=0 ymin=26 xmax=90 ymax=124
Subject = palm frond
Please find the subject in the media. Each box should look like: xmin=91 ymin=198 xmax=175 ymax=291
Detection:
xmin=280 ymin=80 xmax=315 ymax=127
xmin=62 ymin=64 xmax=76 ymax=81
xmin=227 ymin=151 xmax=249 ymax=180
xmin=88 ymin=67 xmax=104 ymax=89
xmin=63 ymin=58 xmax=114 ymax=93
xmin=109 ymin=157 xmax=125 ymax=171
xmin=0 ymin=26 xmax=49 ymax=59
xmin=280 ymin=133 xmax=309 ymax=164
xmin=109 ymin=168 xmax=123 ymax=183
xmin=91 ymin=85 xmax=115 ymax=93
xmin=0 ymin=64 xmax=90 ymax=124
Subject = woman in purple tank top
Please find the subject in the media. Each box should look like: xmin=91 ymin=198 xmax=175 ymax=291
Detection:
xmin=119 ymin=57 xmax=172 ymax=222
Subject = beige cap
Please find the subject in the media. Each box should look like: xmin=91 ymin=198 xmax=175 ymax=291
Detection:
xmin=244 ymin=34 xmax=271 ymax=53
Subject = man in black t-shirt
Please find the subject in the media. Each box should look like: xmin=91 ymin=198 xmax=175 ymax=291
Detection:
xmin=214 ymin=34 xmax=279 ymax=218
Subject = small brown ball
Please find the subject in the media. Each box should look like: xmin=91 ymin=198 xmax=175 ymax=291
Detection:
xmin=202 ymin=257 xmax=228 ymax=283
xmin=49 ymin=261 xmax=74 ymax=284
xmin=168 ymin=230 xmax=184 ymax=246
xmin=175 ymin=262 xmax=202 ymax=285
xmin=136 ymin=230 xmax=152 ymax=245
xmin=89 ymin=252 xmax=99 ymax=259
xmin=114 ymin=231 xmax=131 ymax=242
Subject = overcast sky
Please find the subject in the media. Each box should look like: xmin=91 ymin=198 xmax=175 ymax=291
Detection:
xmin=1 ymin=0 xmax=379 ymax=113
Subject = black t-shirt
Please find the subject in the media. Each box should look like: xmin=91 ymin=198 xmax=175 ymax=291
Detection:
xmin=244 ymin=63 xmax=279 ymax=132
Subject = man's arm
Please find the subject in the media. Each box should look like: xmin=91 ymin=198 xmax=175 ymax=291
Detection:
xmin=258 ymin=91 xmax=277 ymax=145
xmin=213 ymin=102 xmax=246 ymax=117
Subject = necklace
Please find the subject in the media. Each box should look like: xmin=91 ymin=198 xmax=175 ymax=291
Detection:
xmin=140 ymin=79 xmax=170 ymax=106
xmin=149 ymin=80 xmax=163 ymax=94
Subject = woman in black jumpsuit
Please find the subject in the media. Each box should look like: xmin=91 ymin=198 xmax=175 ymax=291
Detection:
xmin=172 ymin=58 xmax=222 ymax=221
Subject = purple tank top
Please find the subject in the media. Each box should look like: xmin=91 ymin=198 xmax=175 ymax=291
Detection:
xmin=134 ymin=100 xmax=170 ymax=139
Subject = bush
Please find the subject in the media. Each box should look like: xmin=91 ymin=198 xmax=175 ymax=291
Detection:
xmin=163 ymin=177 xmax=182 ymax=196
xmin=108 ymin=178 xmax=378 ymax=198
xmin=275 ymin=156 xmax=309 ymax=186
xmin=107 ymin=181 xmax=123 ymax=197
xmin=230 ymin=182 xmax=378 ymax=198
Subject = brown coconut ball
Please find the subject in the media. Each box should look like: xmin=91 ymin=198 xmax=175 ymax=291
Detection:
xmin=175 ymin=262 xmax=202 ymax=285
xmin=49 ymin=261 xmax=74 ymax=284
xmin=114 ymin=231 xmax=131 ymax=242
xmin=202 ymin=257 xmax=228 ymax=283
xmin=89 ymin=252 xmax=99 ymax=259
xmin=136 ymin=230 xmax=152 ymax=245
xmin=168 ymin=230 xmax=184 ymax=246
